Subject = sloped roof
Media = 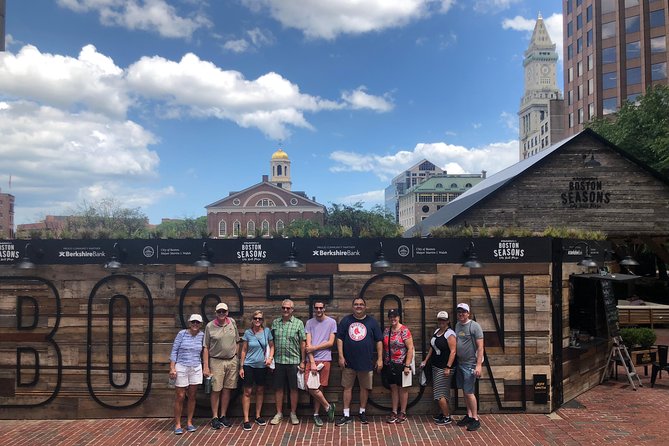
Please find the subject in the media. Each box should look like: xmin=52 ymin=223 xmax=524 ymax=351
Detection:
xmin=205 ymin=180 xmax=323 ymax=209
xmin=403 ymin=128 xmax=669 ymax=237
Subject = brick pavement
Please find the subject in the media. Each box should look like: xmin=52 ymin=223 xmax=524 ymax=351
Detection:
xmin=3 ymin=330 xmax=669 ymax=446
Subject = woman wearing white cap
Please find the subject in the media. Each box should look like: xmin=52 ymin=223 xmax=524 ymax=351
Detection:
xmin=169 ymin=313 xmax=205 ymax=435
xmin=420 ymin=311 xmax=456 ymax=425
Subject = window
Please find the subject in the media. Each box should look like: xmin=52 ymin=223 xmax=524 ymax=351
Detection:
xmin=256 ymin=198 xmax=276 ymax=207
xmin=588 ymin=103 xmax=595 ymax=120
xmin=602 ymin=21 xmax=616 ymax=40
xmin=652 ymin=62 xmax=667 ymax=80
xmin=587 ymin=29 xmax=593 ymax=47
xmin=576 ymin=0 xmax=582 ymax=7
xmin=465 ymin=183 xmax=473 ymax=188
xmin=261 ymin=220 xmax=270 ymax=236
xmin=588 ymin=54 xmax=594 ymax=71
xmin=577 ymin=37 xmax=582 ymax=54
xmin=627 ymin=93 xmax=640 ymax=103
xmin=601 ymin=0 xmax=616 ymax=15
xmin=602 ymin=47 xmax=617 ymax=64
xmin=625 ymin=15 xmax=640 ymax=33
xmin=276 ymin=220 xmax=284 ymax=233
xmin=586 ymin=5 xmax=592 ymax=22
xmin=568 ymin=44 xmax=573 ymax=60
xmin=247 ymin=220 xmax=255 ymax=235
xmin=577 ymin=84 xmax=583 ymax=100
xmin=577 ymin=14 xmax=582 ymax=30
xmin=650 ymin=10 xmax=665 ymax=29
xmin=421 ymin=205 xmax=430 ymax=213
xmin=233 ymin=220 xmax=241 ymax=237
xmin=568 ymin=113 xmax=574 ymax=128
xmin=218 ymin=220 xmax=227 ymax=237
xmin=627 ymin=67 xmax=641 ymax=85
xmin=588 ymin=78 xmax=594 ymax=95
xmin=625 ymin=0 xmax=639 ymax=7
xmin=651 ymin=36 xmax=667 ymax=53
xmin=435 ymin=183 xmax=443 ymax=188
xmin=603 ymin=97 xmax=617 ymax=115
xmin=602 ymin=71 xmax=617 ymax=90
xmin=568 ymin=21 xmax=573 ymax=37
xmin=578 ymin=108 xmax=584 ymax=124
xmin=450 ymin=183 xmax=458 ymax=188
xmin=568 ymin=67 xmax=574 ymax=82
xmin=568 ymin=89 xmax=573 ymax=105
xmin=567 ymin=0 xmax=572 ymax=14
xmin=627 ymin=41 xmax=641 ymax=59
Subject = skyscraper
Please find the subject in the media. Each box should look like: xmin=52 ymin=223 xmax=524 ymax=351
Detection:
xmin=519 ymin=14 xmax=565 ymax=160
xmin=563 ymin=0 xmax=668 ymax=136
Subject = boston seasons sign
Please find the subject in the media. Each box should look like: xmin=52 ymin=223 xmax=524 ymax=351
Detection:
xmin=561 ymin=177 xmax=611 ymax=209
xmin=0 ymin=237 xmax=552 ymax=266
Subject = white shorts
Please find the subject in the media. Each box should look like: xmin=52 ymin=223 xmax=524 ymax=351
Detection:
xmin=175 ymin=363 xmax=203 ymax=388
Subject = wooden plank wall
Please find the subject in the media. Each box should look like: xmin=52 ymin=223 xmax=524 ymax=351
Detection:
xmin=0 ymin=260 xmax=555 ymax=419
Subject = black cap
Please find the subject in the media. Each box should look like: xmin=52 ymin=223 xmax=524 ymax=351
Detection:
xmin=387 ymin=309 xmax=400 ymax=318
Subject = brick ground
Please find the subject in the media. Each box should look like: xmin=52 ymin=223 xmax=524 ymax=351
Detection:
xmin=3 ymin=330 xmax=669 ymax=446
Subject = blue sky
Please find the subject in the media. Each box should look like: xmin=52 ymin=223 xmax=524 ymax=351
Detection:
xmin=1 ymin=0 xmax=563 ymax=225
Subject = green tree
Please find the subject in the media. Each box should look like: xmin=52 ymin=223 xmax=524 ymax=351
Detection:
xmin=154 ymin=216 xmax=209 ymax=238
xmin=67 ymin=198 xmax=150 ymax=239
xmin=325 ymin=202 xmax=403 ymax=237
xmin=587 ymin=85 xmax=669 ymax=174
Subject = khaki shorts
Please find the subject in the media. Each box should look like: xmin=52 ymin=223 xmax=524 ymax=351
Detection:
xmin=210 ymin=356 xmax=239 ymax=391
xmin=341 ymin=368 xmax=373 ymax=390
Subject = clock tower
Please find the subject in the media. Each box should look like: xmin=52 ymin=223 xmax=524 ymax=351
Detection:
xmin=518 ymin=13 xmax=563 ymax=160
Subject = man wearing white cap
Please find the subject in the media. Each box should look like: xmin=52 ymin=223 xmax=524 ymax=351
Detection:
xmin=203 ymin=302 xmax=240 ymax=429
xmin=454 ymin=303 xmax=484 ymax=432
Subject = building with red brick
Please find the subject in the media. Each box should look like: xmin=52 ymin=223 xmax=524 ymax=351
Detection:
xmin=0 ymin=190 xmax=14 ymax=239
xmin=205 ymin=148 xmax=325 ymax=238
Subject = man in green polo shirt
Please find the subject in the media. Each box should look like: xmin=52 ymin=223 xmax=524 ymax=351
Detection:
xmin=270 ymin=299 xmax=306 ymax=425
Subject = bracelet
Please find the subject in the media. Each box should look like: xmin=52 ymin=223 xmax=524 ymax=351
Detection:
xmin=404 ymin=365 xmax=410 ymax=369
xmin=445 ymin=365 xmax=452 ymax=369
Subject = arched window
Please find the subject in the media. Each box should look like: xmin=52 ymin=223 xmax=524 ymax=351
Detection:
xmin=261 ymin=220 xmax=270 ymax=236
xmin=276 ymin=220 xmax=284 ymax=233
xmin=465 ymin=183 xmax=472 ymax=188
xmin=218 ymin=220 xmax=227 ymax=238
xmin=233 ymin=220 xmax=241 ymax=237
xmin=277 ymin=165 xmax=283 ymax=175
xmin=451 ymin=183 xmax=458 ymax=188
xmin=285 ymin=166 xmax=289 ymax=176
xmin=435 ymin=183 xmax=443 ymax=188
xmin=247 ymin=220 xmax=255 ymax=236
xmin=256 ymin=198 xmax=276 ymax=207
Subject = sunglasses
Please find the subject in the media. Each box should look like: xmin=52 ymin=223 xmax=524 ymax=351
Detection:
xmin=216 ymin=309 xmax=228 ymax=314
xmin=190 ymin=321 xmax=201 ymax=324
xmin=281 ymin=306 xmax=293 ymax=310
xmin=253 ymin=317 xmax=263 ymax=321
xmin=314 ymin=307 xmax=325 ymax=310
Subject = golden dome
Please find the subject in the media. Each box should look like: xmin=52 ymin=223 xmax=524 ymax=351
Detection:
xmin=271 ymin=148 xmax=289 ymax=160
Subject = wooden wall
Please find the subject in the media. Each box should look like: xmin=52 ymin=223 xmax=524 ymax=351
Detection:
xmin=0 ymin=260 xmax=558 ymax=419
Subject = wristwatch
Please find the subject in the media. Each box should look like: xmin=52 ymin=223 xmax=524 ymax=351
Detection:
xmin=404 ymin=365 xmax=410 ymax=369
xmin=445 ymin=365 xmax=452 ymax=369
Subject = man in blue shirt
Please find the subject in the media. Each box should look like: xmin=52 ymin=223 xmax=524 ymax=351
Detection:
xmin=335 ymin=297 xmax=382 ymax=426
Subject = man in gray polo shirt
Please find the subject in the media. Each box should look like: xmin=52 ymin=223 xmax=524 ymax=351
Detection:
xmin=454 ymin=303 xmax=484 ymax=432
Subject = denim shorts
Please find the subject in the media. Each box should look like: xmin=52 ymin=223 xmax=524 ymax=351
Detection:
xmin=456 ymin=364 xmax=477 ymax=394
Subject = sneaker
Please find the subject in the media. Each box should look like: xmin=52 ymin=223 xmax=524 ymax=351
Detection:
xmin=243 ymin=421 xmax=252 ymax=431
xmin=466 ymin=419 xmax=481 ymax=431
xmin=219 ymin=416 xmax=232 ymax=428
xmin=432 ymin=413 xmax=443 ymax=422
xmin=358 ymin=412 xmax=369 ymax=425
xmin=270 ymin=413 xmax=283 ymax=425
xmin=313 ymin=415 xmax=323 ymax=427
xmin=335 ymin=416 xmax=353 ymax=426
xmin=396 ymin=412 xmax=407 ymax=423
xmin=435 ymin=416 xmax=452 ymax=425
xmin=326 ymin=403 xmax=336 ymax=422
xmin=255 ymin=417 xmax=267 ymax=426
xmin=386 ymin=412 xmax=397 ymax=424
xmin=290 ymin=413 xmax=299 ymax=425
xmin=456 ymin=415 xmax=473 ymax=426
xmin=174 ymin=427 xmax=184 ymax=435
xmin=210 ymin=418 xmax=222 ymax=430
xmin=186 ymin=424 xmax=197 ymax=432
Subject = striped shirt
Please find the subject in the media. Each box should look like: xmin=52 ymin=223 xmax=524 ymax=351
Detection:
xmin=170 ymin=329 xmax=204 ymax=367
xmin=271 ymin=316 xmax=305 ymax=365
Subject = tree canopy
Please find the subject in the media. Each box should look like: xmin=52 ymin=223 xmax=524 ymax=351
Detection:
xmin=587 ymin=85 xmax=669 ymax=175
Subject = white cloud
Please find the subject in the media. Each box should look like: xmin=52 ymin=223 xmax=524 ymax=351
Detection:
xmin=240 ymin=0 xmax=450 ymax=39
xmin=341 ymin=87 xmax=394 ymax=112
xmin=329 ymin=139 xmax=518 ymax=182
xmin=223 ymin=39 xmax=251 ymax=53
xmin=0 ymin=44 xmax=130 ymax=117
xmin=57 ymin=0 xmax=211 ymax=39
xmin=472 ymin=123 xmax=482 ymax=129
xmin=337 ymin=190 xmax=385 ymax=206
xmin=223 ymin=28 xmax=275 ymax=53
xmin=0 ymin=100 xmax=164 ymax=224
xmin=499 ymin=111 xmax=518 ymax=132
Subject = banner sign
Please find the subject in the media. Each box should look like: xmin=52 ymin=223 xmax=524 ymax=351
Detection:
xmin=0 ymin=237 xmax=556 ymax=266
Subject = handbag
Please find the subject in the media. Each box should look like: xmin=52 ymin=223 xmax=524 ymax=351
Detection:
xmin=264 ymin=328 xmax=275 ymax=369
xmin=307 ymin=371 xmax=321 ymax=389
xmin=297 ymin=369 xmax=306 ymax=390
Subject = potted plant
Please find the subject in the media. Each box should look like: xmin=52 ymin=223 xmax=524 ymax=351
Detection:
xmin=620 ymin=327 xmax=657 ymax=365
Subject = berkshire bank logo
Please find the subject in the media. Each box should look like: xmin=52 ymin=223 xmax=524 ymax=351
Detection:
xmin=312 ymin=246 xmax=361 ymax=257
xmin=58 ymin=247 xmax=106 ymax=258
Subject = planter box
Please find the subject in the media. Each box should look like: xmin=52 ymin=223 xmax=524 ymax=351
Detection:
xmin=633 ymin=349 xmax=656 ymax=366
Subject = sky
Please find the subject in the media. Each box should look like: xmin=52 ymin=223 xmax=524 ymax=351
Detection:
xmin=0 ymin=0 xmax=564 ymax=226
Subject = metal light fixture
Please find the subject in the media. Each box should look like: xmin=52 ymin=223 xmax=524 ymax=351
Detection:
xmin=462 ymin=241 xmax=483 ymax=268
xmin=194 ymin=241 xmax=214 ymax=268
xmin=104 ymin=242 xmax=123 ymax=270
xmin=281 ymin=241 xmax=302 ymax=268
xmin=371 ymin=241 xmax=391 ymax=269
xmin=16 ymin=242 xmax=37 ymax=269
xmin=619 ymin=255 xmax=640 ymax=268
xmin=582 ymin=150 xmax=601 ymax=168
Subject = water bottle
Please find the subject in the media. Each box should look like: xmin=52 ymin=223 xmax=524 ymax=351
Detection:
xmin=204 ymin=376 xmax=212 ymax=394
xmin=168 ymin=375 xmax=176 ymax=388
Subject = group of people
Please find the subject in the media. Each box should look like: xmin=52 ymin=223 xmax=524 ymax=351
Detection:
xmin=169 ymin=298 xmax=484 ymax=434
